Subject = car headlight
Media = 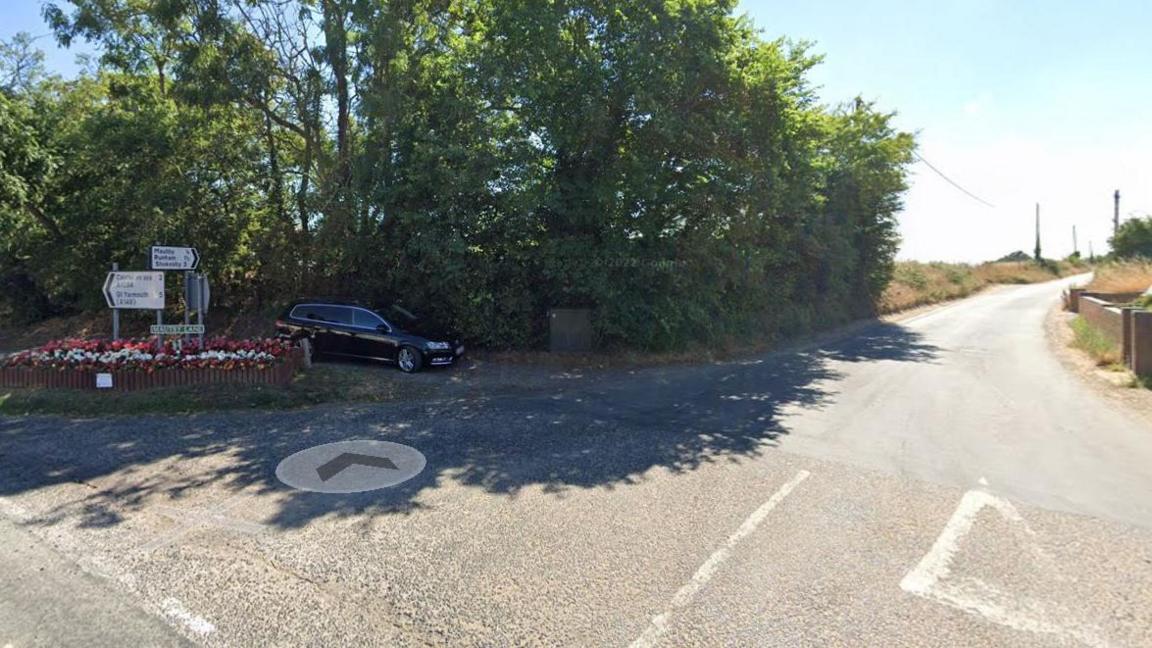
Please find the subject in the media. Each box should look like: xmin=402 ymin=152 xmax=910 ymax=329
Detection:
xmin=426 ymin=341 xmax=451 ymax=350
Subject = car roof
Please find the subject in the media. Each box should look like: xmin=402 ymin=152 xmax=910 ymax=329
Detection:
xmin=287 ymin=298 xmax=372 ymax=309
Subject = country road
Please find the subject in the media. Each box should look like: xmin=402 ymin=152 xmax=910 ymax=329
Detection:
xmin=3 ymin=276 xmax=1152 ymax=647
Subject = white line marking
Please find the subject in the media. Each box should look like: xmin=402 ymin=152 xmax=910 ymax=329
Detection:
xmin=161 ymin=597 xmax=216 ymax=636
xmin=629 ymin=470 xmax=811 ymax=648
xmin=139 ymin=496 xmax=264 ymax=554
xmin=900 ymin=490 xmax=1022 ymax=596
xmin=901 ymin=490 xmax=1109 ymax=647
xmin=154 ymin=505 xmax=268 ymax=535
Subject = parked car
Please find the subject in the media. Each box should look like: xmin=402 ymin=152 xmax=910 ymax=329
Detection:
xmin=276 ymin=299 xmax=464 ymax=373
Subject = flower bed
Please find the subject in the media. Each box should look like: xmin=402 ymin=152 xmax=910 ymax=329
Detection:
xmin=0 ymin=337 xmax=304 ymax=391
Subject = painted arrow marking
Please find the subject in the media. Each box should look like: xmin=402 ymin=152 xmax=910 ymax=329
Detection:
xmin=315 ymin=453 xmax=398 ymax=482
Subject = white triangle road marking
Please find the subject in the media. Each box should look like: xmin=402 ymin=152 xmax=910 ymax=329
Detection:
xmin=900 ymin=489 xmax=1110 ymax=647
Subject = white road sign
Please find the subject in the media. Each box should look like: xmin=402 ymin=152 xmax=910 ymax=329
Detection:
xmin=150 ymin=246 xmax=200 ymax=270
xmin=150 ymin=324 xmax=205 ymax=335
xmin=103 ymin=271 xmax=165 ymax=309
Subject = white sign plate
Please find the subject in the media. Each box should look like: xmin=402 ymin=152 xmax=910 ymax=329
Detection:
xmin=95 ymin=373 xmax=113 ymax=389
xmin=150 ymin=246 xmax=199 ymax=270
xmin=150 ymin=324 xmax=205 ymax=335
xmin=103 ymin=271 xmax=165 ymax=309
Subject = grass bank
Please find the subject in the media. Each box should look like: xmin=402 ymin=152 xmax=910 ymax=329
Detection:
xmin=1083 ymin=260 xmax=1152 ymax=294
xmin=880 ymin=260 xmax=1084 ymax=313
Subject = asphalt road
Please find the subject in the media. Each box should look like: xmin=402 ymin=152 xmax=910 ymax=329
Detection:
xmin=2 ymin=276 xmax=1152 ymax=647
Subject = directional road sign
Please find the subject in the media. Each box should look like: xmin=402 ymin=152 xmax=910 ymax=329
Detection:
xmin=103 ymin=271 xmax=165 ymax=310
xmin=149 ymin=324 xmax=206 ymax=335
xmin=150 ymin=246 xmax=200 ymax=271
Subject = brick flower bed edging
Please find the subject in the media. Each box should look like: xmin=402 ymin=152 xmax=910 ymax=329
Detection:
xmin=0 ymin=348 xmax=304 ymax=392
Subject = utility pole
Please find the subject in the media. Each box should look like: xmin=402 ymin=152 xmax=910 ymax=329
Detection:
xmin=1089 ymin=241 xmax=1095 ymax=263
xmin=1034 ymin=203 xmax=1042 ymax=262
xmin=1073 ymin=225 xmax=1079 ymax=256
xmin=1114 ymin=189 xmax=1121 ymax=237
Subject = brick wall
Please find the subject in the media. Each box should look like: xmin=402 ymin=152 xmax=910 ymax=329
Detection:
xmin=1079 ymin=296 xmax=1125 ymax=346
xmin=0 ymin=348 xmax=304 ymax=392
xmin=1066 ymin=289 xmax=1143 ymax=313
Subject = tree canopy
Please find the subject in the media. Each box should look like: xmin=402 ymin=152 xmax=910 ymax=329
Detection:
xmin=1 ymin=1 xmax=915 ymax=350
xmin=1111 ymin=217 xmax=1152 ymax=260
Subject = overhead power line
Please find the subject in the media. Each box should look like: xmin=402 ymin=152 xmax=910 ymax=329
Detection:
xmin=913 ymin=151 xmax=996 ymax=208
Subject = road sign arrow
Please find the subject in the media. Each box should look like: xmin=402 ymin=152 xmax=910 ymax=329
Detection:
xmin=102 ymin=271 xmax=165 ymax=309
xmin=315 ymin=453 xmax=398 ymax=482
xmin=102 ymin=272 xmax=115 ymax=308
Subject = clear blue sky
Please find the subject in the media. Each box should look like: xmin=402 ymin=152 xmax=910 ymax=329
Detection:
xmin=738 ymin=0 xmax=1152 ymax=260
xmin=5 ymin=1 xmax=1151 ymax=261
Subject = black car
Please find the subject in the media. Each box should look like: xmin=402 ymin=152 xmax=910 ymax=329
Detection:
xmin=276 ymin=300 xmax=464 ymax=373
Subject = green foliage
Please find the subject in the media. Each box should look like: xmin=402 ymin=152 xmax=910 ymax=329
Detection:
xmin=1110 ymin=216 xmax=1152 ymax=259
xmin=895 ymin=265 xmax=929 ymax=290
xmin=2 ymin=1 xmax=916 ymax=351
xmin=997 ymin=250 xmax=1031 ymax=262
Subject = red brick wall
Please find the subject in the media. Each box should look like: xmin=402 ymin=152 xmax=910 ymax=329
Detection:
xmin=1079 ymin=296 xmax=1124 ymax=346
xmin=0 ymin=348 xmax=303 ymax=391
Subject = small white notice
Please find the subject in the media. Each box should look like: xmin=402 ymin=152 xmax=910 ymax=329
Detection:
xmin=96 ymin=373 xmax=113 ymax=389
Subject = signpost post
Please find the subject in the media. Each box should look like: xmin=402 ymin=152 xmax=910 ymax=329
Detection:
xmin=110 ymin=263 xmax=120 ymax=340
xmin=103 ymin=247 xmax=207 ymax=345
xmin=192 ymin=274 xmax=210 ymax=348
xmin=150 ymin=246 xmax=200 ymax=344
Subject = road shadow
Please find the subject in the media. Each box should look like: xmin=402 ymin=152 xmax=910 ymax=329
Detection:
xmin=0 ymin=322 xmax=939 ymax=530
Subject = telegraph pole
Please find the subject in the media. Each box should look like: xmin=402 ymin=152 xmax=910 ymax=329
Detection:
xmin=1114 ymin=189 xmax=1121 ymax=237
xmin=1072 ymin=225 xmax=1078 ymax=256
xmin=1034 ymin=203 xmax=1042 ymax=262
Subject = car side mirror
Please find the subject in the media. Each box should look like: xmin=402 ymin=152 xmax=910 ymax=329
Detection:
xmin=377 ymin=324 xmax=391 ymax=333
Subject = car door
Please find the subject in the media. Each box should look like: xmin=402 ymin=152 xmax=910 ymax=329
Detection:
xmin=321 ymin=306 xmax=359 ymax=356
xmin=352 ymin=308 xmax=398 ymax=361
xmin=296 ymin=304 xmax=343 ymax=355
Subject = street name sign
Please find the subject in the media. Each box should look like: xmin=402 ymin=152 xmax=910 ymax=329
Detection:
xmin=149 ymin=324 xmax=205 ymax=335
xmin=103 ymin=272 xmax=165 ymax=309
xmin=150 ymin=246 xmax=200 ymax=270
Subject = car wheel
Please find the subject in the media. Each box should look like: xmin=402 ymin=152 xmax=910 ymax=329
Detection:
xmin=397 ymin=346 xmax=423 ymax=373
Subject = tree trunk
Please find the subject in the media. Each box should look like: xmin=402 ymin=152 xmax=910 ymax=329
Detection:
xmin=322 ymin=0 xmax=352 ymax=190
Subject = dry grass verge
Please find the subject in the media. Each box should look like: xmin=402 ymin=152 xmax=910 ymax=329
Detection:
xmin=880 ymin=260 xmax=1084 ymax=314
xmin=1085 ymin=260 xmax=1152 ymax=294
